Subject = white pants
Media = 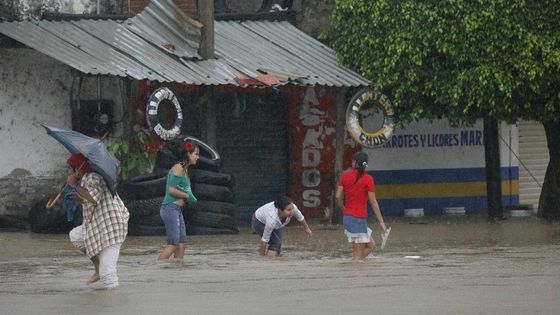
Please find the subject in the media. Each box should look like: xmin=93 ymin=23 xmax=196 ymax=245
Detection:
xmin=69 ymin=225 xmax=122 ymax=289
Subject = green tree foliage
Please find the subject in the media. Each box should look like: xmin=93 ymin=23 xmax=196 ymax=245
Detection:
xmin=324 ymin=0 xmax=560 ymax=219
xmin=324 ymin=0 xmax=560 ymax=122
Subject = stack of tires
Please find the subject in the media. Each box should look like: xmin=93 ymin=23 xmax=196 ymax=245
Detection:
xmin=119 ymin=174 xmax=167 ymax=236
xmin=121 ymin=136 xmax=238 ymax=235
xmin=28 ymin=196 xmax=82 ymax=234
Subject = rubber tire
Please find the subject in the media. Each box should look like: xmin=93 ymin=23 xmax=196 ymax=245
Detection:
xmin=123 ymin=197 xmax=163 ymax=218
xmin=29 ymin=197 xmax=80 ymax=234
xmin=188 ymin=201 xmax=236 ymax=216
xmin=128 ymin=224 xmax=166 ymax=236
xmin=190 ymin=226 xmax=239 ymax=235
xmin=146 ymin=87 xmax=183 ymax=141
xmin=193 ymin=212 xmax=238 ymax=230
xmin=182 ymin=135 xmax=221 ymax=160
xmin=192 ymin=183 xmax=234 ymax=203
xmin=129 ymin=213 xmax=164 ymax=227
xmin=190 ymin=169 xmax=234 ymax=187
xmin=192 ymin=156 xmax=222 ymax=172
xmin=0 ymin=215 xmax=29 ymax=230
xmin=154 ymin=135 xmax=223 ymax=172
xmin=153 ymin=149 xmax=178 ymax=171
xmin=154 ymin=151 xmax=222 ymax=173
xmin=119 ymin=173 xmax=166 ymax=200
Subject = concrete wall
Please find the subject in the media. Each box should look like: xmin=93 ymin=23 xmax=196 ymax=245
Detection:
xmin=220 ymin=0 xmax=335 ymax=39
xmin=1 ymin=0 xmax=123 ymax=20
xmin=0 ymin=48 xmax=127 ymax=217
xmin=131 ymin=0 xmax=334 ymax=39
xmin=292 ymin=0 xmax=333 ymax=39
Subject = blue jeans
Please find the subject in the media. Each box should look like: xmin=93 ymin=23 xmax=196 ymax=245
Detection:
xmin=160 ymin=203 xmax=187 ymax=245
xmin=251 ymin=215 xmax=283 ymax=254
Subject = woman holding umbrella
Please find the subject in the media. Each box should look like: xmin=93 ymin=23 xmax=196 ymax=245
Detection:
xmin=41 ymin=123 xmax=128 ymax=288
xmin=158 ymin=139 xmax=200 ymax=262
xmin=67 ymin=153 xmax=130 ymax=289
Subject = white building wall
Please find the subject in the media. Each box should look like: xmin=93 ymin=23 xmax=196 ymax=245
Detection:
xmin=360 ymin=118 xmax=519 ymax=215
xmin=366 ymin=119 xmax=518 ymax=171
xmin=0 ymin=48 xmax=127 ymax=217
xmin=0 ymin=48 xmax=72 ymax=178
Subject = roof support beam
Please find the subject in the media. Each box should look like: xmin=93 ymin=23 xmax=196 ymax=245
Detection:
xmin=198 ymin=0 xmax=215 ymax=59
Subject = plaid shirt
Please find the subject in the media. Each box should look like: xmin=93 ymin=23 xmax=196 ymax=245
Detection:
xmin=80 ymin=172 xmax=129 ymax=258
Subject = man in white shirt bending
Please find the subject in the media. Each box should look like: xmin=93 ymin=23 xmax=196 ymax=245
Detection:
xmin=251 ymin=196 xmax=313 ymax=257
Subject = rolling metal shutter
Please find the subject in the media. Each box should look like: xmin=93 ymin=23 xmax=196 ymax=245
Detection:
xmin=518 ymin=120 xmax=549 ymax=210
xmin=215 ymin=92 xmax=288 ymax=223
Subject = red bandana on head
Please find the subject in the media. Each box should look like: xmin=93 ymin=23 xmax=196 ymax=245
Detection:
xmin=66 ymin=153 xmax=92 ymax=173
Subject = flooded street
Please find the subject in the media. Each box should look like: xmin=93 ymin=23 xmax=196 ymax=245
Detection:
xmin=1 ymin=216 xmax=560 ymax=314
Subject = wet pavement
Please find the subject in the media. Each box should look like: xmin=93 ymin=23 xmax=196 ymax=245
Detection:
xmin=1 ymin=216 xmax=559 ymax=314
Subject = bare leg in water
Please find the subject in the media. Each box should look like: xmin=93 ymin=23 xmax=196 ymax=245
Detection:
xmin=159 ymin=245 xmax=178 ymax=261
xmin=363 ymin=238 xmax=375 ymax=258
xmin=86 ymin=256 xmax=100 ymax=285
xmin=352 ymin=243 xmax=366 ymax=262
xmin=352 ymin=238 xmax=375 ymax=262
xmin=172 ymin=243 xmax=186 ymax=262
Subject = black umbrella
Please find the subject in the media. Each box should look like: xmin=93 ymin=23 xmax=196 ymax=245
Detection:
xmin=41 ymin=123 xmax=118 ymax=195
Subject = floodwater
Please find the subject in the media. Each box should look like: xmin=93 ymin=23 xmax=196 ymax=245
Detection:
xmin=1 ymin=216 xmax=560 ymax=314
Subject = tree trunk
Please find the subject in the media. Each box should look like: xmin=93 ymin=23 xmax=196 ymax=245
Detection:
xmin=484 ymin=117 xmax=503 ymax=219
xmin=537 ymin=120 xmax=560 ymax=220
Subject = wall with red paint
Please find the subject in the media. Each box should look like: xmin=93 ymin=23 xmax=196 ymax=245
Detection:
xmin=285 ymin=85 xmax=338 ymax=219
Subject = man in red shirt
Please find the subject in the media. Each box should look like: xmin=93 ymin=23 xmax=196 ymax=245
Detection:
xmin=336 ymin=152 xmax=388 ymax=261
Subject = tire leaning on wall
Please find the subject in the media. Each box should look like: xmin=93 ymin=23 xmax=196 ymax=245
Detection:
xmin=29 ymin=197 xmax=81 ymax=234
xmin=184 ymin=200 xmax=238 ymax=233
xmin=190 ymin=226 xmax=239 ymax=235
xmin=129 ymin=225 xmax=166 ymax=236
xmin=192 ymin=212 xmax=238 ymax=230
xmin=123 ymin=197 xmax=163 ymax=217
xmin=346 ymin=88 xmax=396 ymax=148
xmin=146 ymin=87 xmax=183 ymax=141
xmin=129 ymin=213 xmax=164 ymax=227
xmin=192 ymin=183 xmax=234 ymax=203
xmin=184 ymin=135 xmax=222 ymax=172
xmin=190 ymin=200 xmax=237 ymax=216
xmin=153 ymin=144 xmax=222 ymax=173
xmin=119 ymin=173 xmax=167 ymax=200
xmin=190 ymin=169 xmax=234 ymax=187
xmin=153 ymin=149 xmax=179 ymax=174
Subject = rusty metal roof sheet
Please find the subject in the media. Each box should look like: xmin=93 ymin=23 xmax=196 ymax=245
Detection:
xmin=125 ymin=0 xmax=202 ymax=59
xmin=0 ymin=0 xmax=369 ymax=87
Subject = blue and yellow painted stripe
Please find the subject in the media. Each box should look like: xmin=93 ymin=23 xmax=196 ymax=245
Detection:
xmin=369 ymin=167 xmax=519 ymax=216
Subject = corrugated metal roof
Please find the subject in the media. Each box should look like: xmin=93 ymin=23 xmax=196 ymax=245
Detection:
xmin=125 ymin=0 xmax=202 ymax=59
xmin=0 ymin=0 xmax=369 ymax=87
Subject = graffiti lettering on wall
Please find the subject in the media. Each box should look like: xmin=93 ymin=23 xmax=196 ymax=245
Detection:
xmin=301 ymin=88 xmax=324 ymax=208
xmin=288 ymin=86 xmax=336 ymax=218
xmin=383 ymin=130 xmax=483 ymax=149
xmin=299 ymin=88 xmax=335 ymax=214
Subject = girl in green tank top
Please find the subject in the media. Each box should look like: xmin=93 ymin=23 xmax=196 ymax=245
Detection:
xmin=162 ymin=164 xmax=197 ymax=205
xmin=158 ymin=140 xmax=200 ymax=262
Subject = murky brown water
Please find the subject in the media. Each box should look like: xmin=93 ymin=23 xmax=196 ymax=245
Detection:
xmin=1 ymin=216 xmax=559 ymax=314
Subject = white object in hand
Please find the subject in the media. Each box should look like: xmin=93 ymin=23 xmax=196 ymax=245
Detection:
xmin=380 ymin=227 xmax=392 ymax=250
